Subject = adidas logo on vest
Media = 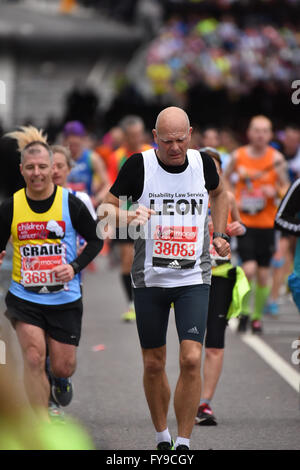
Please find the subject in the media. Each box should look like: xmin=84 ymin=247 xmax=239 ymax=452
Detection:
xmin=39 ymin=286 xmax=50 ymax=294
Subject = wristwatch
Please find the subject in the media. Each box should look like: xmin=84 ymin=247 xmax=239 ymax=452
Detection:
xmin=69 ymin=261 xmax=81 ymax=275
xmin=213 ymin=232 xmax=230 ymax=242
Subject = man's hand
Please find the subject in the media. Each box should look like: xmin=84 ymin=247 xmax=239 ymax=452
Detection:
xmin=51 ymin=264 xmax=75 ymax=283
xmin=212 ymin=238 xmax=231 ymax=258
xmin=226 ymin=221 xmax=246 ymax=237
xmin=129 ymin=205 xmax=155 ymax=226
xmin=0 ymin=250 xmax=6 ymax=268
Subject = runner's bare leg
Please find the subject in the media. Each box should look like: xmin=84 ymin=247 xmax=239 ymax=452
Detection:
xmin=142 ymin=345 xmax=171 ymax=432
xmin=174 ymin=340 xmax=202 ymax=438
xmin=16 ymin=322 xmax=49 ymax=417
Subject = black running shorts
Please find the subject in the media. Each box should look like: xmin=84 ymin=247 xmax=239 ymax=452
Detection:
xmin=237 ymin=227 xmax=275 ymax=267
xmin=5 ymin=291 xmax=83 ymax=346
xmin=205 ymin=269 xmax=236 ymax=349
xmin=133 ymin=284 xmax=210 ymax=349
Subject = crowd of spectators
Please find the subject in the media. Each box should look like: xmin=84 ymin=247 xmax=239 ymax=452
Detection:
xmin=145 ymin=14 xmax=300 ymax=101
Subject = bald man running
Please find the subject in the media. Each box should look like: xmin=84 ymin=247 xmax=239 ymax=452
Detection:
xmin=99 ymin=107 xmax=230 ymax=450
xmin=225 ymin=115 xmax=288 ymax=333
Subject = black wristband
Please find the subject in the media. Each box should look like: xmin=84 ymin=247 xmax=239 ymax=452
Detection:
xmin=213 ymin=232 xmax=230 ymax=242
xmin=69 ymin=261 xmax=81 ymax=275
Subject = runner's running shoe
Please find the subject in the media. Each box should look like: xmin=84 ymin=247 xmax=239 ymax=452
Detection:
xmin=48 ymin=401 xmax=65 ymax=424
xmin=264 ymin=301 xmax=279 ymax=316
xmin=46 ymin=356 xmax=73 ymax=407
xmin=156 ymin=440 xmax=174 ymax=450
xmin=121 ymin=307 xmax=136 ymax=322
xmin=52 ymin=377 xmax=73 ymax=407
xmin=251 ymin=319 xmax=263 ymax=334
xmin=237 ymin=314 xmax=249 ymax=333
xmin=176 ymin=445 xmax=190 ymax=450
xmin=195 ymin=403 xmax=217 ymax=426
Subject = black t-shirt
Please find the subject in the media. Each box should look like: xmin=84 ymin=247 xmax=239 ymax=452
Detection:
xmin=274 ymin=179 xmax=300 ymax=235
xmin=110 ymin=151 xmax=219 ymax=200
xmin=0 ymin=186 xmax=103 ymax=272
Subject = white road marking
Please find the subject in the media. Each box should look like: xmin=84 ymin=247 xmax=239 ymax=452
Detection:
xmin=241 ymin=333 xmax=300 ymax=392
xmin=228 ymin=319 xmax=300 ymax=392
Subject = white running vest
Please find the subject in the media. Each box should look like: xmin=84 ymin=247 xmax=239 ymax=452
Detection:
xmin=131 ymin=149 xmax=211 ymax=288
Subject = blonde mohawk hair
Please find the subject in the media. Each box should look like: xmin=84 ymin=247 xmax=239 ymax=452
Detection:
xmin=5 ymin=126 xmax=48 ymax=153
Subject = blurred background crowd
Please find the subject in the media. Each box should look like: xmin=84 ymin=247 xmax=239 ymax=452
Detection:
xmin=0 ymin=0 xmax=299 ymax=450
xmin=0 ymin=0 xmax=299 ymax=197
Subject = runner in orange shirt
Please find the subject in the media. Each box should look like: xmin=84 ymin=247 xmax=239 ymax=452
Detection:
xmin=225 ymin=115 xmax=288 ymax=333
xmin=95 ymin=127 xmax=124 ymax=185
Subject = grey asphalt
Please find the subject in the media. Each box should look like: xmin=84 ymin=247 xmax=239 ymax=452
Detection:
xmin=69 ymin=255 xmax=300 ymax=451
xmin=1 ymin=253 xmax=300 ymax=450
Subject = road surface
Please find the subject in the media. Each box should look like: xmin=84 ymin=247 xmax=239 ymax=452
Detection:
xmin=1 ymin=253 xmax=299 ymax=450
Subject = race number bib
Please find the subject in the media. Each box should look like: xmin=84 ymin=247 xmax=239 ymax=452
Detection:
xmin=152 ymin=226 xmax=198 ymax=269
xmin=240 ymin=188 xmax=266 ymax=215
xmin=20 ymin=243 xmax=67 ymax=293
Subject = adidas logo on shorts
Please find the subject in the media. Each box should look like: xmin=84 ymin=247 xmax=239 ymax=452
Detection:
xmin=187 ymin=326 xmax=200 ymax=335
xmin=168 ymin=259 xmax=181 ymax=269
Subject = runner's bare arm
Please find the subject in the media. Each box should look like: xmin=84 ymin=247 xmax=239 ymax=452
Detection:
xmin=260 ymin=151 xmax=289 ymax=198
xmin=209 ymin=177 xmax=231 ymax=257
xmin=226 ymin=191 xmax=246 ymax=237
xmin=224 ymin=150 xmax=237 ymax=191
xmin=210 ymin=177 xmax=229 ymax=233
xmin=274 ymin=150 xmax=290 ymax=196
xmin=91 ymin=152 xmax=111 ymax=205
xmin=228 ymin=191 xmax=241 ymax=223
xmin=98 ymin=192 xmax=155 ymax=228
xmin=0 ymin=251 xmax=6 ymax=268
xmin=0 ymin=198 xmax=13 ymax=257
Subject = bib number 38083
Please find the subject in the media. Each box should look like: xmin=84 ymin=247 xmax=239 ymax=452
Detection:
xmin=152 ymin=226 xmax=197 ymax=269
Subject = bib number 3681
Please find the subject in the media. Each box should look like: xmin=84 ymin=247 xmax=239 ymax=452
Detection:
xmin=23 ymin=270 xmax=60 ymax=286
